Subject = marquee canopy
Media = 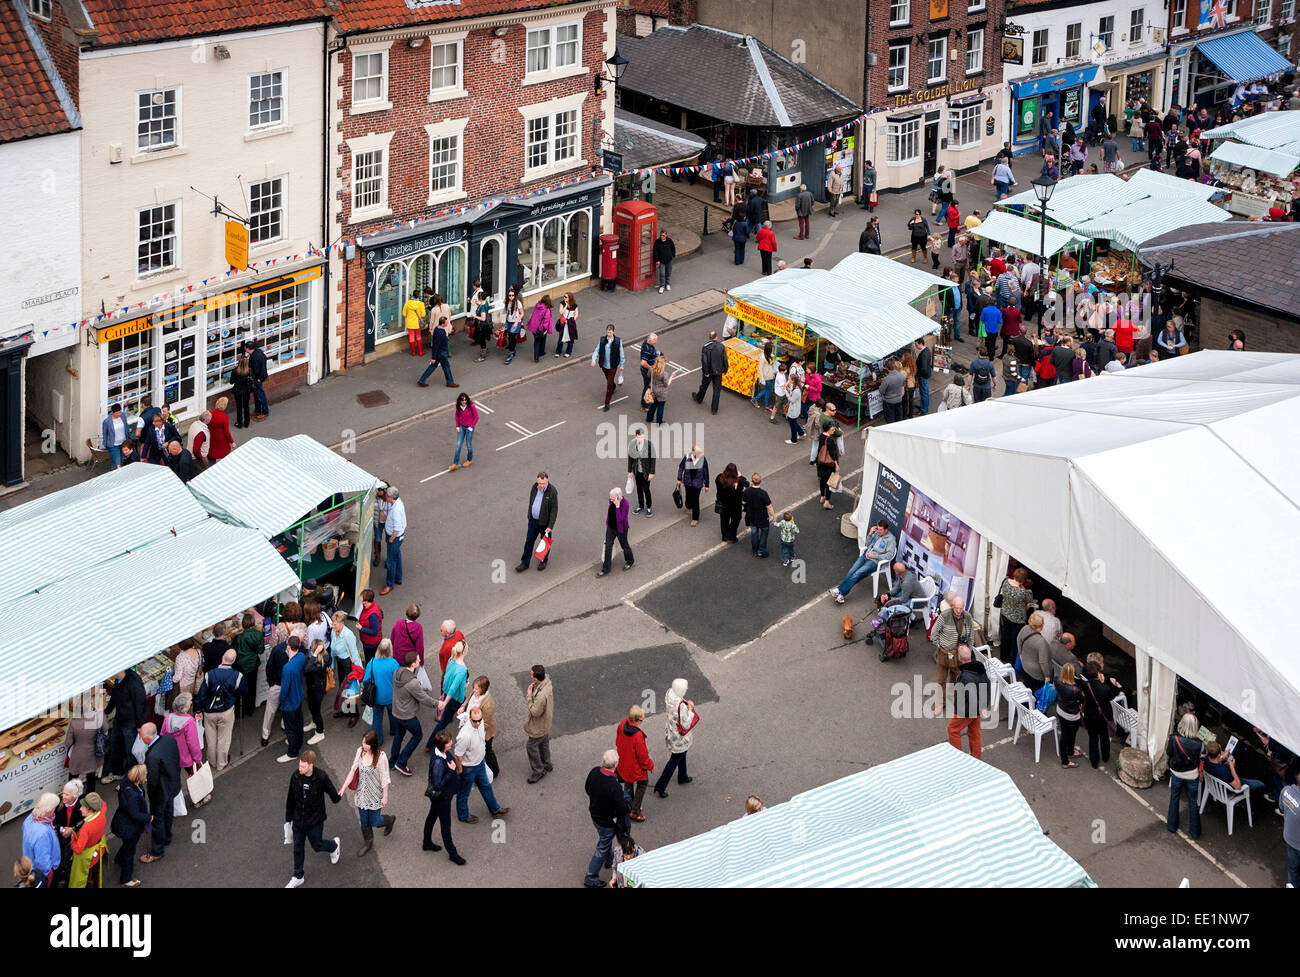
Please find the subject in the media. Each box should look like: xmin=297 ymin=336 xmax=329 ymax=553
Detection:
xmin=863 ymin=351 xmax=1300 ymax=752
xmin=969 ymin=210 xmax=1083 ymax=258
xmin=618 ymin=745 xmax=1094 ymax=887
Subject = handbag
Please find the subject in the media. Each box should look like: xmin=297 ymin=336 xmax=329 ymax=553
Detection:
xmin=672 ymin=486 xmax=684 ymax=509
xmin=827 ymin=471 xmax=842 ymax=492
xmin=642 ymin=387 xmax=655 ymax=406
xmin=713 ymin=499 xmax=725 ymax=514
xmin=817 ymin=441 xmax=833 ymax=465
xmin=993 ymin=582 xmax=1005 ymax=609
xmin=93 ymin=728 xmax=110 ymax=758
xmin=324 ymin=665 xmax=336 ymax=693
xmin=347 ymin=756 xmax=360 ymax=792
xmin=675 ymin=701 xmax=700 ymax=737
xmin=1084 ymin=679 xmax=1118 ymax=738
xmin=185 ymin=761 xmax=213 ymax=802
xmin=360 ymin=674 xmax=378 ymax=708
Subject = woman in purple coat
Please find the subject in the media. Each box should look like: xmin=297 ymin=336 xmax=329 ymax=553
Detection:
xmin=527 ymin=295 xmax=555 ymax=362
xmin=597 ymin=487 xmax=634 ymax=577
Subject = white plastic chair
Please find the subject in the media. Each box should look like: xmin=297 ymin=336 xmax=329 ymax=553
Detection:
xmin=910 ymin=575 xmax=937 ymax=624
xmin=1198 ymin=772 xmax=1254 ymax=835
xmin=1111 ymin=698 xmax=1141 ymax=746
xmin=1001 ymin=682 xmax=1033 ymax=732
xmin=869 ymin=560 xmax=894 ymax=597
xmin=1011 ymin=697 xmax=1060 ymax=763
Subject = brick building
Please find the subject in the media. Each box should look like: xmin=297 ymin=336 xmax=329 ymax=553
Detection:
xmin=328 ymin=0 xmax=619 ymax=365
xmin=1164 ymin=0 xmax=1296 ymax=111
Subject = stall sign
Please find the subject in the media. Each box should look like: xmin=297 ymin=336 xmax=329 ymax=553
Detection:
xmin=867 ymin=388 xmax=884 ymax=418
xmin=0 ymin=713 xmax=71 ymax=826
xmin=357 ymin=490 xmax=375 ymax=605
xmin=1062 ymin=87 xmax=1082 ymax=126
xmin=724 ymin=296 xmax=806 ymax=346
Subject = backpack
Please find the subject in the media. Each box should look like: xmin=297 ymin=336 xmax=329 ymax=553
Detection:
xmin=972 ymin=363 xmax=994 ymax=384
xmin=1035 ymin=351 xmax=1057 ymax=380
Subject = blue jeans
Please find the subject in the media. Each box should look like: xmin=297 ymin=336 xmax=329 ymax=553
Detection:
xmin=994 ymin=180 xmax=1010 ymax=201
xmin=753 ymin=378 xmax=773 ymax=406
xmin=108 ymin=443 xmax=122 ymax=467
xmin=733 ymin=241 xmax=746 ymax=264
xmin=1131 ymin=137 xmax=1144 ymax=152
xmin=252 ymin=380 xmax=268 ymax=415
xmin=937 ymin=203 xmax=950 ymax=225
xmin=291 ymin=822 xmax=337 ymax=878
xmin=657 ymin=261 xmax=672 ymax=287
xmin=456 ymin=761 xmax=502 ymax=820
xmin=749 ymin=525 xmax=769 ymax=556
xmin=645 ymin=400 xmax=664 ymax=425
xmin=973 ymin=383 xmax=992 ymax=403
xmin=533 ymin=333 xmax=547 ymax=360
xmin=390 ymin=714 xmax=422 ymax=768
xmin=1288 ymin=844 xmax=1300 ymax=888
xmin=419 ymin=356 xmax=454 ymax=385
xmin=385 ymin=535 xmax=403 ymax=587
xmin=358 ymin=807 xmax=384 ymax=829
xmin=585 ymin=821 xmax=617 ymax=886
xmin=454 ymin=426 xmax=474 ymax=465
xmin=1167 ymin=776 xmax=1201 ymax=838
xmin=781 ymin=541 xmax=795 ymax=563
xmin=370 ymin=703 xmax=394 ymax=747
xmin=918 ymin=377 xmax=930 ymax=415
xmin=836 ymin=553 xmax=878 ymax=597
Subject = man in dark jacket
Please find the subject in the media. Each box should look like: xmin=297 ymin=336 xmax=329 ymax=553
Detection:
xmin=516 ymin=472 xmax=558 ymax=571
xmin=1049 ymin=336 xmax=1075 ymax=382
xmin=262 ymin=637 xmax=291 ymax=748
xmin=652 ymin=230 xmax=676 ymax=293
xmin=949 ymin=646 xmax=989 ymax=759
xmin=165 ymin=440 xmax=196 ymax=482
xmin=140 ymin=411 xmax=180 ymax=465
xmin=195 ymin=649 xmax=246 ymax=772
xmin=277 ymin=639 xmax=307 ymax=761
xmin=423 ymin=730 xmax=466 ymax=865
xmin=107 ymin=668 xmax=149 ymax=779
xmin=285 ymin=749 xmax=341 ymax=886
xmin=202 ymin=623 xmax=230 ymax=673
xmin=417 ymin=316 xmax=457 ymax=388
xmin=692 ymin=330 xmax=730 ymax=414
xmin=139 ymin=722 xmax=181 ymax=862
xmin=248 ymin=339 xmax=269 ymax=419
xmin=913 ymin=337 xmax=933 ymax=415
xmin=746 ymin=189 xmax=765 ymax=233
xmin=584 ymin=748 xmax=631 ymax=887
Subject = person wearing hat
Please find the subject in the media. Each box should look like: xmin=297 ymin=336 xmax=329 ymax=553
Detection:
xmin=64 ymin=792 xmax=108 ymax=889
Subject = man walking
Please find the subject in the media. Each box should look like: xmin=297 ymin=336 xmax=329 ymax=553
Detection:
xmin=584 ymin=749 xmax=630 ymax=887
xmin=653 ymin=230 xmax=676 ymax=293
xmin=262 ymin=633 xmax=290 ymax=748
xmin=638 ymin=333 xmax=661 ymax=398
xmin=195 ymin=649 xmax=246 ymax=773
xmin=524 ymin=664 xmax=554 ymax=782
xmin=422 ymin=730 xmax=465 ymax=865
xmin=380 ymin=485 xmax=406 ymax=596
xmin=742 ymin=472 xmax=775 ymax=558
xmin=590 ymin=323 xmax=625 ymax=411
xmin=453 ymin=706 xmax=509 ymax=824
xmin=746 ymin=188 xmax=765 ymax=233
xmin=825 ymin=164 xmax=844 ymax=216
xmin=392 ymin=652 xmax=439 ymax=776
xmin=991 ymin=157 xmax=1016 ymax=202
xmin=794 ymin=183 xmax=813 ymax=239
xmin=692 ymin=330 xmax=729 ymax=414
xmin=248 ymin=339 xmax=270 ymax=420
xmin=284 ymin=750 xmax=341 ymax=887
xmin=914 ymin=338 xmax=932 ymax=415
xmin=1101 ymin=131 xmax=1120 ymax=173
xmin=932 ymin=595 xmax=975 ymax=699
xmin=277 ymin=637 xmax=307 ymax=762
xmin=417 ymin=316 xmax=458 ymax=388
xmin=137 ymin=722 xmax=181 ymax=864
xmin=948 ymin=646 xmax=989 ymax=759
xmin=969 ymin=352 xmax=996 ymax=403
xmin=516 ymin=472 xmax=558 ymax=572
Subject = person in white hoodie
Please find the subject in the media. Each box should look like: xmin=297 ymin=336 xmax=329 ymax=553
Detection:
xmin=186 ymin=411 xmax=212 ymax=471
xmin=652 ymin=679 xmax=699 ymax=798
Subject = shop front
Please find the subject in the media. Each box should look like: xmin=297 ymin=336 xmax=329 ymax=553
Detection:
xmin=1009 ymin=65 xmax=1100 ymax=155
xmin=866 ymin=81 xmax=1007 ymax=191
xmin=1188 ymin=28 xmax=1295 ymax=110
xmin=1095 ymin=50 xmax=1167 ymax=121
xmin=97 ymin=262 xmax=323 ymax=423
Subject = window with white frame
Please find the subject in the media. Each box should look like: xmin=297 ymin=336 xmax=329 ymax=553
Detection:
xmin=1282 ymin=0 xmax=1295 ymax=21
xmin=352 ymin=51 xmax=387 ymax=105
xmin=375 ymin=244 xmax=468 ymax=342
xmin=248 ymin=178 xmax=284 ymax=244
xmin=1066 ymin=22 xmax=1082 ymax=58
xmin=1256 ymin=0 xmax=1273 ymax=24
xmin=1130 ymin=8 xmax=1145 ymax=43
xmin=888 ymin=43 xmax=909 ymax=91
xmin=1279 ymin=32 xmax=1292 ymax=53
xmin=522 ymin=98 xmax=584 ymax=175
xmin=526 ymin=21 xmax=582 ymax=75
xmin=353 ymin=148 xmax=386 ymax=212
xmin=429 ymin=40 xmax=462 ymax=92
xmin=968 ymin=0 xmax=985 ymax=11
xmin=429 ymin=134 xmax=460 ymax=193
xmin=890 ymin=0 xmax=909 ymax=26
xmin=517 ymin=210 xmax=590 ymax=291
xmin=137 ymin=203 xmax=178 ymax=275
xmin=248 ymin=71 xmax=284 ymax=129
xmin=137 ymin=88 xmax=179 ymax=150
xmin=1032 ymin=28 xmax=1048 ymax=65
xmin=1224 ymin=0 xmax=1236 ymax=15
xmin=928 ymin=36 xmax=946 ymax=82
xmin=1098 ymin=16 xmax=1114 ymax=47
xmin=966 ymin=28 xmax=984 ymax=73
xmin=951 ymin=104 xmax=981 ymax=148
xmin=1173 ymin=0 xmax=1188 ymax=29
xmin=26 ymin=0 xmax=51 ymax=20
xmin=886 ymin=116 xmax=920 ymax=163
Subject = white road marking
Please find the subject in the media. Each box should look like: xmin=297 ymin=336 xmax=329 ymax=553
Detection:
xmin=475 ymin=403 xmax=495 ymax=414
xmin=495 ymin=420 xmax=566 ymax=451
xmin=504 ymin=420 xmax=533 ymax=437
xmin=419 ymin=468 xmax=453 ymax=484
xmin=597 ymin=395 xmax=629 ymax=410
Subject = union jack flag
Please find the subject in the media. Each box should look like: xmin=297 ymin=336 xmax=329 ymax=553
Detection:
xmin=1199 ymin=0 xmax=1230 ymax=29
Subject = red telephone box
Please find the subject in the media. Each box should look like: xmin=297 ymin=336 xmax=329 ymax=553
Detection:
xmin=614 ymin=201 xmax=657 ymax=292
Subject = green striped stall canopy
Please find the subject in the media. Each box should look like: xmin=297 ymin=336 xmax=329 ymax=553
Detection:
xmin=618 ymin=744 xmax=1095 ymax=888
xmin=188 ymin=434 xmax=379 ymax=538
xmin=0 ymin=520 xmax=299 ymax=731
xmin=970 ymin=211 xmax=1084 ymax=259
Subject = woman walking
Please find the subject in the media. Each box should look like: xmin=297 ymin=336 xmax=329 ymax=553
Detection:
xmin=431 ymin=641 xmax=468 ymax=739
xmin=715 ymin=463 xmax=747 ymax=542
xmin=1080 ymin=654 xmax=1122 ymax=770
xmin=783 ymin=376 xmax=805 ymax=444
xmin=422 ymin=730 xmax=465 ymax=865
xmin=752 ymin=340 xmax=775 ymax=408
xmin=996 ymin=567 xmax=1036 ymax=664
xmin=814 ymin=422 xmax=840 ymax=510
xmin=527 ymin=294 xmax=554 ymax=361
xmin=362 ymin=639 xmax=401 ymax=748
xmin=390 ymin=604 xmax=425 ymax=668
xmin=597 ymin=486 xmax=634 ymax=577
xmin=756 ymin=220 xmax=777 ymax=275
xmin=469 ymin=282 xmax=492 ymax=362
xmin=627 ymin=428 xmax=656 ymax=516
xmin=1054 ymin=662 xmax=1084 ymax=768
xmin=652 ymin=679 xmax=699 ymax=798
xmin=163 ymin=692 xmax=210 ymax=807
xmin=502 ymin=286 xmax=524 ymax=365
xmin=645 ymin=356 xmax=670 ymax=426
xmin=110 ymin=766 xmax=150 ymax=887
xmin=342 ymin=730 xmax=395 ymax=857
xmin=449 ymin=392 xmax=478 ymax=471
xmin=208 ymin=396 xmax=236 ymax=461
xmin=907 ymin=210 xmax=929 ymax=263
xmin=555 ymin=292 xmax=578 ymax=357
xmin=230 ymin=354 xmax=254 ymax=428
xmin=675 ymin=445 xmax=710 ymax=527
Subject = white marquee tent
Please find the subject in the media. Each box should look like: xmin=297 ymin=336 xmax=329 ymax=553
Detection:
xmin=855 ymin=351 xmax=1300 ymax=754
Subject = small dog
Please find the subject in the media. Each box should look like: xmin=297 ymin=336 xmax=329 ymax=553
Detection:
xmin=842 ymin=615 xmax=855 ymax=641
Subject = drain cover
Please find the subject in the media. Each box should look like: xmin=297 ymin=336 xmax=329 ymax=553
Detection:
xmin=356 ymin=390 xmax=390 ymax=408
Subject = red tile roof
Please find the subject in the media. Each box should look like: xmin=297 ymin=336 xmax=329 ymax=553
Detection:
xmin=81 ymin=0 xmax=326 ymax=47
xmin=330 ymin=0 xmax=596 ymax=35
xmin=0 ymin=1 xmax=76 ymax=143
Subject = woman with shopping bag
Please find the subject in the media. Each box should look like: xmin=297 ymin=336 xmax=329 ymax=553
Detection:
xmin=341 ymin=730 xmax=395 ymax=857
xmin=162 ymin=692 xmax=212 ymax=808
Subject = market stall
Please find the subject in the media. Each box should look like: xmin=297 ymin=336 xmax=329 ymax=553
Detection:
xmin=967 ymin=210 xmax=1087 ymax=276
xmin=1204 ymin=113 xmax=1300 ymax=217
xmin=188 ymin=435 xmax=381 ymax=614
xmin=618 ymin=744 xmax=1095 ymax=887
xmin=722 ymin=254 xmax=952 ymax=424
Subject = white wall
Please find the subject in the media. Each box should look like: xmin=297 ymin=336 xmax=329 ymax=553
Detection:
xmin=1004 ymin=0 xmax=1167 ymax=86
xmin=862 ymin=88 xmax=1007 ymax=190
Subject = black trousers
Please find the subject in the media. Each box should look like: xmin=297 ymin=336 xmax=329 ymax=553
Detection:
xmin=149 ymin=800 xmax=174 ymax=856
xmin=1058 ymin=716 xmax=1081 ymax=765
xmin=306 ymin=683 xmax=325 ymax=732
xmin=653 ymin=751 xmax=689 ymax=793
xmin=694 ymin=373 xmax=722 ymax=412
xmin=816 ymin=462 xmax=836 ymax=502
xmin=282 ymin=706 xmax=304 ymax=757
xmin=422 ymin=793 xmax=459 ymax=856
xmin=720 ymin=508 xmax=742 ymax=541
xmin=1085 ymin=718 xmax=1112 ymax=769
xmin=999 ymin=616 xmax=1023 ymax=664
xmin=484 ymin=737 xmax=500 ymax=778
xmin=683 ymin=484 xmax=701 ymax=520
xmin=633 ymin=471 xmax=652 ymax=509
xmin=234 ymin=391 xmax=251 ymax=427
xmin=602 ymin=525 xmax=633 ymax=571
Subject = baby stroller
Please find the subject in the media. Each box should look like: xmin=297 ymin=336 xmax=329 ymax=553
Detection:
xmin=865 ymin=603 xmax=913 ymax=662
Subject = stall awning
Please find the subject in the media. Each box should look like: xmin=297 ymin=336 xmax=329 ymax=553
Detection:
xmin=0 ymin=464 xmax=209 ymax=606
xmin=969 ymin=210 xmax=1083 ymax=258
xmin=618 ymin=745 xmax=1094 ymax=888
xmin=1103 ymin=50 xmax=1169 ymax=79
xmin=1195 ymin=30 xmax=1294 ymax=83
xmin=861 ymin=351 xmax=1300 ymax=753
xmin=1073 ymin=195 xmax=1231 ymax=251
xmin=1009 ymin=64 xmax=1099 ymax=99
xmin=189 ymin=435 xmax=379 ymax=538
xmin=0 ymin=520 xmax=299 ymax=731
xmin=1203 ymin=109 xmax=1300 ymax=158
xmin=1210 ymin=139 xmax=1300 ymax=177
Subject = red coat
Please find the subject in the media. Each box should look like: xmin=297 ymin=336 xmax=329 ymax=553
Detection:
xmin=208 ymin=409 xmax=235 ymax=460
xmin=755 ymin=227 xmax=777 ymax=253
xmin=947 ymin=208 xmax=960 ymax=230
xmin=615 ymin=719 xmax=655 ymax=783
xmin=438 ymin=630 xmax=465 ymax=676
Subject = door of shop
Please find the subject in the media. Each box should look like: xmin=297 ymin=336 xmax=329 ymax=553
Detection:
xmin=923 ymin=112 xmax=941 ymax=179
xmin=160 ymin=306 xmax=204 ymax=420
xmin=479 ymin=234 xmax=507 ymax=310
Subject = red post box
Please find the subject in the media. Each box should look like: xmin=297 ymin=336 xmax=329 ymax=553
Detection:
xmin=614 ymin=201 xmax=657 ymax=292
xmin=599 ymin=233 xmax=619 ymax=291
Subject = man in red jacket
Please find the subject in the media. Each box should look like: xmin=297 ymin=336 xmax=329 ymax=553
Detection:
xmin=437 ymin=620 xmax=465 ymax=679
xmin=615 ymin=705 xmax=655 ymax=823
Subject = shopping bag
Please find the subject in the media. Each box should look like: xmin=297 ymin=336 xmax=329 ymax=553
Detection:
xmin=416 ymin=667 xmax=433 ymax=692
xmin=362 ymin=705 xmax=373 ymax=726
xmin=616 ymin=367 xmax=625 ymax=386
xmin=827 ymin=471 xmax=843 ymax=492
xmin=185 ymin=761 xmax=214 ymax=803
xmin=534 ymin=532 xmax=554 ymax=562
xmin=625 ymin=474 xmax=636 ymax=497
xmin=283 ymin=821 xmax=293 ymax=845
xmin=173 ymin=790 xmax=187 ymax=817
xmin=869 ymin=191 xmax=879 ymax=206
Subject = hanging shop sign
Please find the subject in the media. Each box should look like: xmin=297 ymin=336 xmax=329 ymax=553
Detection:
xmin=1002 ymin=36 xmax=1024 ymax=65
xmin=224 ymin=220 xmax=249 ymax=271
xmin=723 ymin=296 xmax=806 ymax=346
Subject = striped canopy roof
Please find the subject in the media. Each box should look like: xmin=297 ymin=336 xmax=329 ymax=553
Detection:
xmin=970 ymin=211 xmax=1083 ymax=258
xmin=188 ymin=435 xmax=379 ymax=538
xmin=618 ymin=744 xmax=1095 ymax=888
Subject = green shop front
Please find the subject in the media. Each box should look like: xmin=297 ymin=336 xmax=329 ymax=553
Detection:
xmin=1010 ymin=65 xmax=1099 ymax=156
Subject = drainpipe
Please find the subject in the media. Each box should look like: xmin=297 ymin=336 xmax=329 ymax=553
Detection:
xmin=320 ymin=18 xmax=332 ymax=381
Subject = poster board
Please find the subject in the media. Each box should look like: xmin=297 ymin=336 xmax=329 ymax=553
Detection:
xmin=0 ymin=712 xmax=72 ymax=826
xmin=357 ymin=489 xmax=376 ymax=614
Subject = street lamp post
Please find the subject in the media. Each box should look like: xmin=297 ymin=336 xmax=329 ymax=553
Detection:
xmin=1031 ymin=174 xmax=1057 ymax=333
